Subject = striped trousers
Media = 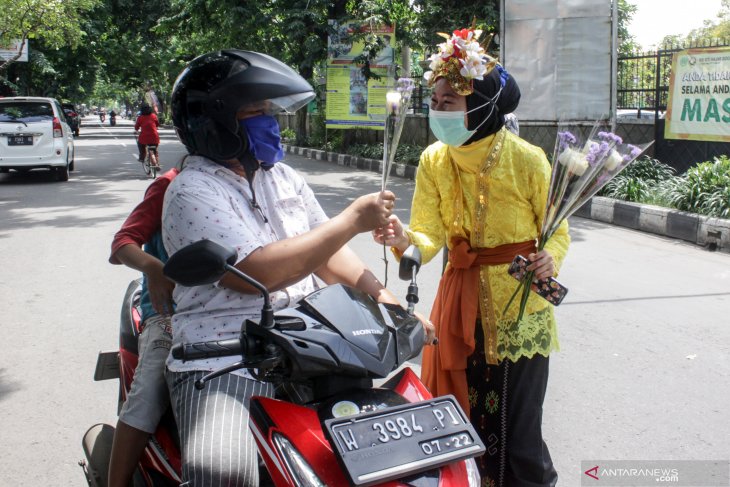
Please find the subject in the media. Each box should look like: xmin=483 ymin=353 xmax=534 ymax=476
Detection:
xmin=166 ymin=370 xmax=275 ymax=486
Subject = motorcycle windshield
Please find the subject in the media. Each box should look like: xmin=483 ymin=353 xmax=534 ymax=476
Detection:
xmin=300 ymin=284 xmax=390 ymax=360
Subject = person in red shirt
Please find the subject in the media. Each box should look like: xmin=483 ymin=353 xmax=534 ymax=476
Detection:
xmin=108 ymin=167 xmax=179 ymax=487
xmin=134 ymin=103 xmax=160 ymax=166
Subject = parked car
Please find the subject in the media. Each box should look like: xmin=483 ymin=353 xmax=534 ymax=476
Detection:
xmin=0 ymin=96 xmax=75 ymax=181
xmin=62 ymin=103 xmax=81 ymax=136
xmin=616 ymin=109 xmax=665 ymax=121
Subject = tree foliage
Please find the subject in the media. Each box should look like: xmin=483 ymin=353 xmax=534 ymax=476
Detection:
xmin=0 ymin=0 xmax=98 ymax=73
xmin=617 ymin=0 xmax=639 ymax=55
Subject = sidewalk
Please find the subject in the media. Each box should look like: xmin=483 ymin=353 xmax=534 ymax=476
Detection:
xmin=283 ymin=143 xmax=730 ymax=254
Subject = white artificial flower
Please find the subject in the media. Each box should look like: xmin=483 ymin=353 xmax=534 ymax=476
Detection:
xmin=604 ymin=149 xmax=623 ymax=171
xmin=459 ymin=57 xmax=486 ymax=80
xmin=582 ymin=140 xmax=599 ymax=155
xmin=558 ymin=148 xmax=589 ymax=176
xmin=463 ymin=41 xmax=484 ymax=57
xmin=453 ymin=36 xmax=469 ymax=52
xmin=428 ymin=53 xmax=441 ymax=71
xmin=439 ymin=41 xmax=454 ymax=59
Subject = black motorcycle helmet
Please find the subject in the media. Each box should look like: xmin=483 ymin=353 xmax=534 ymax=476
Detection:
xmin=171 ymin=49 xmax=315 ymax=162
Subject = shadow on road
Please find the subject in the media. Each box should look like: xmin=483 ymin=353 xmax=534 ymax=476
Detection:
xmin=0 ymin=369 xmax=22 ymax=403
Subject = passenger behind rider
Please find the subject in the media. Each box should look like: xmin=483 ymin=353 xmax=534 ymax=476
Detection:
xmin=161 ymin=49 xmax=435 ymax=486
xmin=107 ymin=166 xmax=180 ymax=487
xmin=134 ymin=103 xmax=160 ymax=165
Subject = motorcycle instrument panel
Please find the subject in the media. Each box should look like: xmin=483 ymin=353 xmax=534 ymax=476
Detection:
xmin=324 ymin=395 xmax=485 ymax=485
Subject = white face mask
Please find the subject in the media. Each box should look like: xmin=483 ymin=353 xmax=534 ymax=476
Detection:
xmin=428 ymin=88 xmax=502 ymax=146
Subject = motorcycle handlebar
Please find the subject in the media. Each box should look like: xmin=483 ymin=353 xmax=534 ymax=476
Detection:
xmin=171 ymin=338 xmax=243 ymax=361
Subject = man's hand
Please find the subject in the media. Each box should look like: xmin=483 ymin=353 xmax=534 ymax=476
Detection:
xmin=415 ymin=311 xmax=437 ymax=345
xmin=346 ymin=191 xmax=396 ymax=233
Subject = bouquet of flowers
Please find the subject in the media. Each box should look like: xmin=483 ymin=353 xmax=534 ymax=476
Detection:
xmin=381 ymin=77 xmax=415 ymax=191
xmin=504 ymin=121 xmax=652 ymax=322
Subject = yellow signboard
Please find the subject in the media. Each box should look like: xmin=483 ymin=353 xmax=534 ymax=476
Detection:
xmin=665 ymin=47 xmax=730 ymax=141
xmin=326 ymin=20 xmax=395 ymax=130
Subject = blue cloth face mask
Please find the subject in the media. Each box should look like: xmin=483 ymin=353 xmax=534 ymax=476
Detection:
xmin=240 ymin=115 xmax=284 ymax=168
xmin=428 ymin=90 xmax=501 ymax=147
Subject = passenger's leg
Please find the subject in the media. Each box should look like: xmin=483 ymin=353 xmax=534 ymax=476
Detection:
xmin=109 ymin=316 xmax=172 ymax=487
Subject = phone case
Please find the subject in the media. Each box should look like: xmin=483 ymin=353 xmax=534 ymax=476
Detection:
xmin=507 ymin=255 xmax=568 ymax=306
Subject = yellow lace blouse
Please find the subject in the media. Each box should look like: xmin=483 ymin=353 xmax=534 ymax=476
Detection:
xmin=405 ymin=128 xmax=570 ymax=362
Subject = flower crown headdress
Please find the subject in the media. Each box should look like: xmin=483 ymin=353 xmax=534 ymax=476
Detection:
xmin=423 ymin=24 xmax=498 ymax=96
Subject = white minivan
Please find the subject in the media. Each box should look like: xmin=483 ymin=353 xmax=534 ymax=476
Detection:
xmin=0 ymin=96 xmax=76 ymax=181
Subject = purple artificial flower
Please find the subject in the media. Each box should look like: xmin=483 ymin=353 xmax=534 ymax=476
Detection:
xmin=396 ymin=77 xmax=415 ymax=94
xmin=558 ymin=131 xmax=577 ymax=151
xmin=586 ymin=141 xmax=611 ymax=166
xmin=622 ymin=144 xmax=643 ymax=162
xmin=597 ymin=131 xmax=623 ymax=145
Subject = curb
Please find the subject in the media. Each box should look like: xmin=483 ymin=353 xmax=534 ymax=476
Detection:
xmin=283 ymin=144 xmax=730 ymax=254
xmin=573 ymin=197 xmax=730 ymax=253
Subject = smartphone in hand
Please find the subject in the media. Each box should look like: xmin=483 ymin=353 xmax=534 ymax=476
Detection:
xmin=507 ymin=255 xmax=568 ymax=306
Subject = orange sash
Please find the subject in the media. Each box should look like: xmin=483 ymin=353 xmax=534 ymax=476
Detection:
xmin=421 ymin=237 xmax=536 ymax=417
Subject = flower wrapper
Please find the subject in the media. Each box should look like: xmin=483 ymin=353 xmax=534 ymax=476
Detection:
xmin=504 ymin=121 xmax=653 ymax=323
xmin=380 ymin=78 xmax=415 ymax=286
xmin=381 ymin=77 xmax=415 ymax=191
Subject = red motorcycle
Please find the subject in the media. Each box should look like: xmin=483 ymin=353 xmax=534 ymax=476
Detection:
xmin=81 ymin=241 xmax=484 ymax=486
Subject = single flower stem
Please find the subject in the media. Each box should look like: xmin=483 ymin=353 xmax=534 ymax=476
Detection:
xmin=382 ymin=241 xmax=388 ymax=287
xmin=503 ymin=277 xmax=523 ymax=314
xmin=516 ymin=270 xmax=535 ymax=324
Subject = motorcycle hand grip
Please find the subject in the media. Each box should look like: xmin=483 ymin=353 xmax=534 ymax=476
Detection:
xmin=171 ymin=338 xmax=243 ymax=361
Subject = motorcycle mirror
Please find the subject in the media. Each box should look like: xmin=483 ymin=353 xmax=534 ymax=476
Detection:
xmin=398 ymin=245 xmax=422 ymax=281
xmin=164 ymin=239 xmax=275 ymax=329
xmin=163 ymin=239 xmax=238 ymax=286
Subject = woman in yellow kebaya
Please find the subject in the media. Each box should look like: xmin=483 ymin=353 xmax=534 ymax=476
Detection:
xmin=373 ymin=27 xmax=570 ymax=486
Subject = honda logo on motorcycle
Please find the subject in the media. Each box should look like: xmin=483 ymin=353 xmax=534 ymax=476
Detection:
xmin=352 ymin=329 xmax=380 ymax=336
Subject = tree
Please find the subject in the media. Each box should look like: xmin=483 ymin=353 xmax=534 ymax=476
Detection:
xmin=617 ymin=0 xmax=640 ymax=55
xmin=0 ymin=0 xmax=98 ymax=74
xmin=412 ymin=0 xmax=499 ymax=55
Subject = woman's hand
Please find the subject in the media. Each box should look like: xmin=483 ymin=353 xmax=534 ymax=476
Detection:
xmin=526 ymin=250 xmax=555 ymax=280
xmin=372 ymin=215 xmax=410 ymax=253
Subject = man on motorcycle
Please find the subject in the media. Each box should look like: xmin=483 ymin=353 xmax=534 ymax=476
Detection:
xmin=162 ymin=49 xmax=433 ymax=486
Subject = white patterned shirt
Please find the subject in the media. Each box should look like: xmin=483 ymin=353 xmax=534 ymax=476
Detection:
xmin=162 ymin=156 xmax=328 ymax=376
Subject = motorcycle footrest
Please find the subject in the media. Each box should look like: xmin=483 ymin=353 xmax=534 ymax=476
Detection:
xmin=81 ymin=423 xmax=115 ymax=487
xmin=94 ymin=351 xmax=120 ymax=381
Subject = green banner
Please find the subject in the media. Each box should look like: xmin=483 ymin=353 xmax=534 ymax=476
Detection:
xmin=326 ymin=20 xmax=395 ymax=130
xmin=665 ymin=47 xmax=730 ymax=141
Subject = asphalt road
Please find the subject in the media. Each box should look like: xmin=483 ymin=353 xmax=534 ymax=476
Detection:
xmin=0 ymin=116 xmax=728 ymax=486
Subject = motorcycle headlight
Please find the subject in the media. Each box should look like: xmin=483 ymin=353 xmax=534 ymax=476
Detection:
xmin=465 ymin=458 xmax=481 ymax=487
xmin=272 ymin=433 xmax=326 ymax=487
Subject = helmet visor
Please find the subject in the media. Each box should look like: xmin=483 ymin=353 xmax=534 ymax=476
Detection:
xmin=239 ymin=92 xmax=315 ymax=117
xmin=263 ymin=91 xmax=316 ymax=115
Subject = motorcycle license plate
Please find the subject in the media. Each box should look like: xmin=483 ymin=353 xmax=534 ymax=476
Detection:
xmin=8 ymin=135 xmax=33 ymax=146
xmin=324 ymin=396 xmax=485 ymax=486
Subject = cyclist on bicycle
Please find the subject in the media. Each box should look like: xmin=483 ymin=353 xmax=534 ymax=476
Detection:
xmin=134 ymin=103 xmax=160 ymax=167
